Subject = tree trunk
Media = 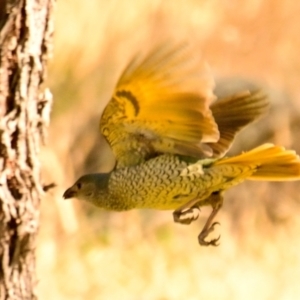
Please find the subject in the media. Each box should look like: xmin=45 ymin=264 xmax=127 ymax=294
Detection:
xmin=0 ymin=0 xmax=54 ymax=298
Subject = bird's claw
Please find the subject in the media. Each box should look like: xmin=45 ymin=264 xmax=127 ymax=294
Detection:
xmin=173 ymin=207 xmax=200 ymax=225
xmin=198 ymin=222 xmax=221 ymax=246
xmin=198 ymin=234 xmax=221 ymax=247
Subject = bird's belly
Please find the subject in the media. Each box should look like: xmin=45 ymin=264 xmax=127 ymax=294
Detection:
xmin=129 ymin=180 xmax=203 ymax=210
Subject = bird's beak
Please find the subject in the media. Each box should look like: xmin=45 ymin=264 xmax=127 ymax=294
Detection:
xmin=63 ymin=186 xmax=76 ymax=199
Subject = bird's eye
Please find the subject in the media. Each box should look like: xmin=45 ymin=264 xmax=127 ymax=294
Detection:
xmin=76 ymin=182 xmax=82 ymax=189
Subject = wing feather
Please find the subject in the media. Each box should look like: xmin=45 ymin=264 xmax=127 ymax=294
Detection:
xmin=208 ymin=90 xmax=269 ymax=157
xmin=100 ymin=43 xmax=218 ymax=167
xmin=100 ymin=43 xmax=269 ymax=168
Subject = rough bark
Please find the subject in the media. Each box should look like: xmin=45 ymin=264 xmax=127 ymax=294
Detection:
xmin=0 ymin=0 xmax=54 ymax=299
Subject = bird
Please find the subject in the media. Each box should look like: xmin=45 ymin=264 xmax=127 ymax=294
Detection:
xmin=63 ymin=43 xmax=300 ymax=246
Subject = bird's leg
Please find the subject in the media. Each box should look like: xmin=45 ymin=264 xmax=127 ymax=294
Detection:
xmin=198 ymin=192 xmax=223 ymax=246
xmin=173 ymin=198 xmax=202 ymax=225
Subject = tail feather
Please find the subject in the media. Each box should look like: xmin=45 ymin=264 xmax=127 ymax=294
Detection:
xmin=215 ymin=143 xmax=300 ymax=181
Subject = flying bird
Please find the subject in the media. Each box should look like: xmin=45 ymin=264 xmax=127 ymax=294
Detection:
xmin=63 ymin=43 xmax=300 ymax=246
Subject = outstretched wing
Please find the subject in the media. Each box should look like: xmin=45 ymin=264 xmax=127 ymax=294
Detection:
xmin=100 ymin=43 xmax=219 ymax=167
xmin=208 ymin=90 xmax=269 ymax=157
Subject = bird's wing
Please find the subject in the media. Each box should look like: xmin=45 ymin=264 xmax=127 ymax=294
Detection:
xmin=100 ymin=43 xmax=219 ymax=167
xmin=208 ymin=90 xmax=269 ymax=157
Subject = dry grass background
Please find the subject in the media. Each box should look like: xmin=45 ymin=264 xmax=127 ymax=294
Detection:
xmin=37 ymin=1 xmax=300 ymax=299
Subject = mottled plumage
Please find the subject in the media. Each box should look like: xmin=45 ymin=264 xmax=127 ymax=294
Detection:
xmin=64 ymin=43 xmax=300 ymax=246
xmin=65 ymin=144 xmax=300 ymax=209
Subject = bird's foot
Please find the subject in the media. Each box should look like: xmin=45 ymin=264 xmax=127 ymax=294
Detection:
xmin=173 ymin=207 xmax=200 ymax=225
xmin=198 ymin=221 xmax=220 ymax=246
xmin=197 ymin=192 xmax=223 ymax=247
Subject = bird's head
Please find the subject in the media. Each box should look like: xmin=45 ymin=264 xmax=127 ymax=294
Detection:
xmin=63 ymin=173 xmax=111 ymax=205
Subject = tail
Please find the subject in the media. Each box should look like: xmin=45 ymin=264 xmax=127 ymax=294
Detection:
xmin=215 ymin=143 xmax=300 ymax=181
xmin=208 ymin=90 xmax=269 ymax=157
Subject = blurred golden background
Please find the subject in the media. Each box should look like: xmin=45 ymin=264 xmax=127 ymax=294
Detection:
xmin=37 ymin=0 xmax=300 ymax=299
